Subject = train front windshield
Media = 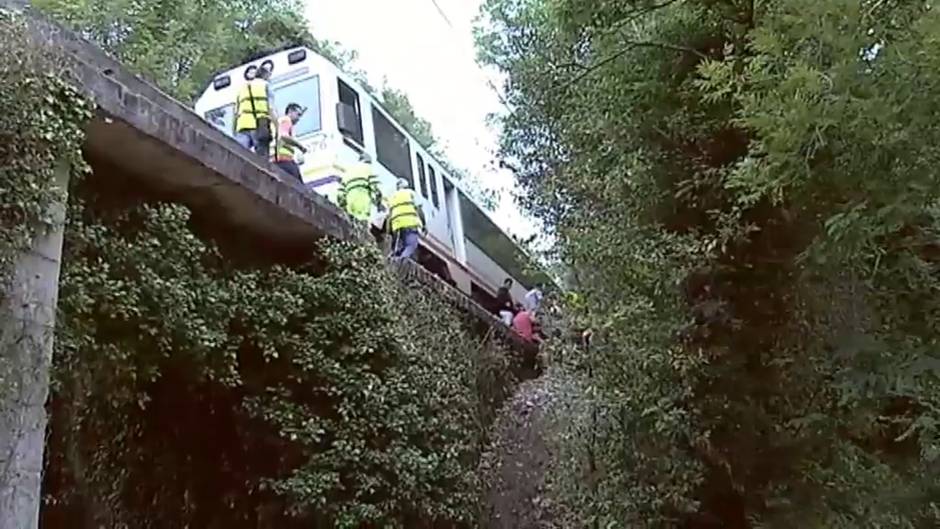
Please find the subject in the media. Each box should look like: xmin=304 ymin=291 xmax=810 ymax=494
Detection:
xmin=202 ymin=74 xmax=323 ymax=139
xmin=269 ymin=75 xmax=322 ymax=136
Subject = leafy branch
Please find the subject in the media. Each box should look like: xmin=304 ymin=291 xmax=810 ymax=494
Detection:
xmin=550 ymin=38 xmax=707 ymax=96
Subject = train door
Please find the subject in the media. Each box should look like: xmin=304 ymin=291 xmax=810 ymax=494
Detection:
xmin=443 ymin=178 xmax=456 ymax=248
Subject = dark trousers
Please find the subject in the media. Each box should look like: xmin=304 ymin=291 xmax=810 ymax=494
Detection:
xmin=276 ymin=160 xmax=302 ymax=181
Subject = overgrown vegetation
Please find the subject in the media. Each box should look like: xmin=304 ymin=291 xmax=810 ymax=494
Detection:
xmin=478 ymin=0 xmax=940 ymax=527
xmin=42 ymin=174 xmax=517 ymax=527
xmin=0 ymin=8 xmax=91 ymax=528
xmin=0 ymin=8 xmax=90 ymax=286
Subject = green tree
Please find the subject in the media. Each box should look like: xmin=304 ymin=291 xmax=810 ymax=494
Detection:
xmin=34 ymin=0 xmax=352 ymax=102
xmin=478 ymin=0 xmax=940 ymax=527
xmin=380 ymin=83 xmax=438 ymax=150
xmin=34 ymin=0 xmax=300 ymax=100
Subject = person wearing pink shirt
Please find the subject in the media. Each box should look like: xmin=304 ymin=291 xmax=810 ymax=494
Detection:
xmin=273 ymin=103 xmax=307 ymax=181
xmin=512 ymin=308 xmax=541 ymax=343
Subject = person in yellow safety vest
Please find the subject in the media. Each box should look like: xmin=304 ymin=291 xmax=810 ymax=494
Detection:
xmin=338 ymin=152 xmax=383 ymax=221
xmin=273 ymin=103 xmax=308 ymax=181
xmin=234 ymin=64 xmax=277 ymax=157
xmin=386 ymin=178 xmax=426 ymax=260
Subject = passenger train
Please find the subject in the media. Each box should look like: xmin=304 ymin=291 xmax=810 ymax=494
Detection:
xmin=193 ymin=46 xmax=549 ymax=309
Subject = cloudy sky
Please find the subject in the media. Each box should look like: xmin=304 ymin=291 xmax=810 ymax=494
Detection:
xmin=304 ymin=0 xmax=541 ymax=242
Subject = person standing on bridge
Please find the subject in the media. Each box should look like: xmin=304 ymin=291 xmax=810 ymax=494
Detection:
xmin=273 ymin=103 xmax=308 ymax=181
xmin=338 ymin=152 xmax=383 ymax=221
xmin=386 ymin=178 xmax=426 ymax=261
xmin=234 ymin=64 xmax=276 ymax=157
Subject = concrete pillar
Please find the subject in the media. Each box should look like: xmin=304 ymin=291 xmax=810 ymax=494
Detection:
xmin=0 ymin=162 xmax=70 ymax=529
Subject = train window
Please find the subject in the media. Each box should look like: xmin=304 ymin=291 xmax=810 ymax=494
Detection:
xmin=460 ymin=191 xmax=549 ymax=288
xmin=272 ymin=75 xmax=321 ymax=137
xmin=204 ymin=104 xmax=234 ymax=136
xmin=372 ymin=104 xmax=414 ymax=185
xmin=416 ymin=153 xmax=428 ymax=198
xmin=428 ymin=165 xmax=440 ymax=208
xmin=337 ymin=79 xmax=363 ymax=144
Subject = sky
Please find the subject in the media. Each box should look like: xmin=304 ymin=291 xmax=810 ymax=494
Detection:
xmin=304 ymin=0 xmax=542 ymax=243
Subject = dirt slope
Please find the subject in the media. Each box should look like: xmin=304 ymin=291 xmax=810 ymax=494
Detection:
xmin=482 ymin=377 xmax=559 ymax=529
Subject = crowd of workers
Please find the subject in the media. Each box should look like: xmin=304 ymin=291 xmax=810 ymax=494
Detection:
xmin=233 ymin=63 xmax=425 ymax=260
xmin=232 ymin=65 xmax=547 ymax=344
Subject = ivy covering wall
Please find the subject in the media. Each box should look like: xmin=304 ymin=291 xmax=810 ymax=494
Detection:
xmin=0 ymin=9 xmax=89 ymax=285
xmin=0 ymin=9 xmax=91 ymax=527
xmin=41 ymin=174 xmax=518 ymax=528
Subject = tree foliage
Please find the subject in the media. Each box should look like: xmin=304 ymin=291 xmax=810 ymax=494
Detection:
xmin=478 ymin=0 xmax=940 ymax=526
xmin=34 ymin=0 xmax=316 ymax=101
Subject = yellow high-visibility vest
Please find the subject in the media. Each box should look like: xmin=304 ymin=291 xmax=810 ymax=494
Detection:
xmin=235 ymin=79 xmax=270 ymax=132
xmin=339 ymin=163 xmax=379 ymax=220
xmin=387 ymin=189 xmax=422 ymax=232
xmin=340 ymin=163 xmax=378 ymax=196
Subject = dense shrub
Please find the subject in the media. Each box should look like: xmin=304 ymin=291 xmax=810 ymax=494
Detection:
xmin=40 ymin=174 xmax=518 ymax=528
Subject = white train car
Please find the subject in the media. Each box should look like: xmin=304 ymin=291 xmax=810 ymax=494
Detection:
xmin=193 ymin=46 xmax=547 ymax=308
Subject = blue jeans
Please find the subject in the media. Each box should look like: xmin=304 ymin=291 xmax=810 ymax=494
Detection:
xmin=392 ymin=228 xmax=419 ymax=260
xmin=236 ymin=129 xmax=270 ymax=157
